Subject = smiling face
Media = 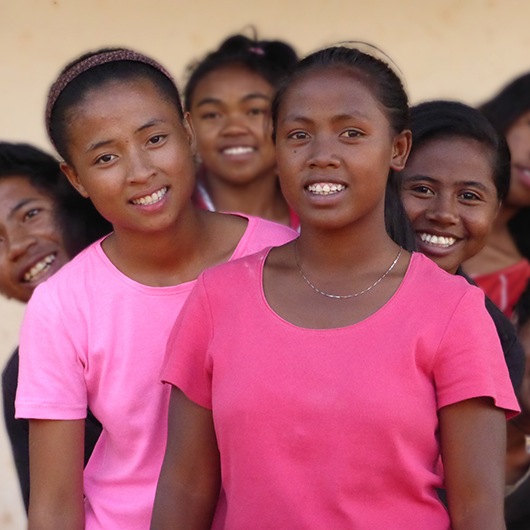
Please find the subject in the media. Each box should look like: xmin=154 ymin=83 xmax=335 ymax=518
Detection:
xmin=189 ymin=64 xmax=277 ymax=187
xmin=0 ymin=176 xmax=69 ymax=302
xmin=505 ymin=108 xmax=530 ymax=207
xmin=61 ymin=77 xmax=196 ymax=235
xmin=274 ymin=67 xmax=410 ymax=230
xmin=401 ymin=136 xmax=500 ymax=274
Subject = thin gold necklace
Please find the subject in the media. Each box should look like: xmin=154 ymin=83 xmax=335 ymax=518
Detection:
xmin=294 ymin=240 xmax=402 ymax=300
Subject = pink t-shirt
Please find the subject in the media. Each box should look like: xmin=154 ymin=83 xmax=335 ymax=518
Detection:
xmin=163 ymin=250 xmax=520 ymax=530
xmin=15 ymin=216 xmax=296 ymax=530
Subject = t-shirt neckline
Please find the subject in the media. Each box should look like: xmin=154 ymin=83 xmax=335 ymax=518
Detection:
xmin=258 ymin=248 xmax=417 ymax=332
xmin=94 ymin=214 xmax=254 ymax=294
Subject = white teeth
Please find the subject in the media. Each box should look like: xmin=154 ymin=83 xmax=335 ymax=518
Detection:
xmin=307 ymin=183 xmax=345 ymax=195
xmin=419 ymin=233 xmax=457 ymax=247
xmin=223 ymin=146 xmax=254 ymax=155
xmin=131 ymin=187 xmax=168 ymax=206
xmin=23 ymin=254 xmax=56 ymax=282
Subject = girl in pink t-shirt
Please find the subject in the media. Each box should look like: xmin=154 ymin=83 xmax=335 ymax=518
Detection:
xmin=15 ymin=49 xmax=296 ymax=530
xmin=153 ymin=46 xmax=519 ymax=530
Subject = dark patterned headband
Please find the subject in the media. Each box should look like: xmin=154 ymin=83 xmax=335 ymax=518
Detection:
xmin=45 ymin=48 xmax=175 ymax=141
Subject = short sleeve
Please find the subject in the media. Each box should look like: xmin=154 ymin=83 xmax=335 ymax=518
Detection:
xmin=433 ymin=287 xmax=520 ymax=418
xmin=162 ymin=274 xmax=214 ymax=410
xmin=15 ymin=283 xmax=88 ymax=420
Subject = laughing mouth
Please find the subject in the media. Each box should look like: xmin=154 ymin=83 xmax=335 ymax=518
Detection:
xmin=23 ymin=253 xmax=56 ymax=283
xmin=222 ymin=147 xmax=255 ymax=156
xmin=131 ymin=187 xmax=168 ymax=206
xmin=419 ymin=233 xmax=457 ymax=248
xmin=307 ymin=183 xmax=346 ymax=195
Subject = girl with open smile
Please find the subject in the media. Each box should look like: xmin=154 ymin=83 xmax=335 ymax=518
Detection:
xmin=185 ymin=34 xmax=299 ymax=228
xmin=15 ymin=48 xmax=296 ymax=530
xmin=152 ymin=47 xmax=518 ymax=530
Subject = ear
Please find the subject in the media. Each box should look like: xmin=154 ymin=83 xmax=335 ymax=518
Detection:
xmin=60 ymin=162 xmax=89 ymax=198
xmin=390 ymin=129 xmax=412 ymax=172
xmin=183 ymin=112 xmax=197 ymax=156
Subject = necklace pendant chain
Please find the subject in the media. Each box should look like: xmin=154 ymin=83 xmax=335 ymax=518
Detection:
xmin=294 ymin=241 xmax=402 ymax=300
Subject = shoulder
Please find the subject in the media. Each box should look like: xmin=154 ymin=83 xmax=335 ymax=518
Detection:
xmin=201 ymin=247 xmax=267 ymax=295
xmin=408 ymin=253 xmax=479 ymax=302
xmin=235 ymin=215 xmax=298 ymax=257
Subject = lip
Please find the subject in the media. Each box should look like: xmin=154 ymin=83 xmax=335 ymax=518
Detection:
xmin=129 ymin=186 xmax=169 ymax=207
xmin=17 ymin=251 xmax=60 ymax=285
xmin=218 ymin=144 xmax=257 ymax=160
xmin=415 ymin=230 xmax=462 ymax=256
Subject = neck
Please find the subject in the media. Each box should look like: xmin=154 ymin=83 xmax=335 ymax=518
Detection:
xmin=104 ymin=203 xmax=208 ymax=286
xmin=296 ymin=206 xmax=397 ymax=274
xmin=201 ymin=167 xmax=290 ymax=224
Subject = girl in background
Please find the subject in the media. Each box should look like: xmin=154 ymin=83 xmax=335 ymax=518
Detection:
xmin=185 ymin=34 xmax=299 ymax=228
xmin=15 ymin=48 xmax=296 ymax=530
xmin=463 ymin=74 xmax=530 ymax=317
xmin=153 ymin=46 xmax=518 ymax=530
xmin=399 ymin=100 xmax=524 ymax=392
xmin=0 ymin=141 xmax=109 ymax=511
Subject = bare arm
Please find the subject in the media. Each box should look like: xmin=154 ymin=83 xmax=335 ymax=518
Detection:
xmin=151 ymin=387 xmax=221 ymax=530
xmin=440 ymin=397 xmax=506 ymax=530
xmin=28 ymin=419 xmax=85 ymax=530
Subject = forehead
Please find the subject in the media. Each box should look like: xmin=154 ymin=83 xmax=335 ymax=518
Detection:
xmin=0 ymin=175 xmax=49 ymax=202
xmin=404 ymin=137 xmax=495 ymax=185
xmin=277 ymin=67 xmax=388 ymax=125
xmin=193 ymin=64 xmax=274 ymax=102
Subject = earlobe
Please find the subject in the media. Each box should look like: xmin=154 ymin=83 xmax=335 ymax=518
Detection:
xmin=60 ymin=162 xmax=89 ymax=198
xmin=390 ymin=130 xmax=412 ymax=171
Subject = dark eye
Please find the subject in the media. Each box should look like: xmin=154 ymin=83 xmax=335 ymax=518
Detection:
xmin=95 ymin=154 xmax=116 ymax=164
xmin=201 ymin=112 xmax=219 ymax=120
xmin=24 ymin=208 xmax=41 ymax=221
xmin=411 ymin=185 xmax=434 ymax=196
xmin=148 ymin=135 xmax=166 ymax=145
xmin=340 ymin=129 xmax=363 ymax=138
xmin=459 ymin=191 xmax=480 ymax=201
xmin=248 ymin=108 xmax=267 ymax=116
xmin=288 ymin=131 xmax=309 ymax=140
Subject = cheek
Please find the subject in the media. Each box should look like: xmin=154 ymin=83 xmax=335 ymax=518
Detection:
xmin=400 ymin=194 xmax=424 ymax=225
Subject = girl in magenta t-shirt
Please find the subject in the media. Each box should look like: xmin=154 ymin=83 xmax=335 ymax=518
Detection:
xmin=15 ymin=49 xmax=296 ymax=530
xmin=153 ymin=46 xmax=519 ymax=530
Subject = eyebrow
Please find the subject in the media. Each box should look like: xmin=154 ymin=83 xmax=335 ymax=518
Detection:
xmin=195 ymin=93 xmax=270 ymax=108
xmin=404 ymin=174 xmax=489 ymax=191
xmin=86 ymin=119 xmax=166 ymax=152
xmin=281 ymin=112 xmax=369 ymax=124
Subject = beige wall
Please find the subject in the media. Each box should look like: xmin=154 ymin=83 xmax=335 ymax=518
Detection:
xmin=1 ymin=0 xmax=530 ymax=527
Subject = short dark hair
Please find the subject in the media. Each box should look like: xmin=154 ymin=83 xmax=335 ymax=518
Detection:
xmin=406 ymin=100 xmax=511 ymax=202
xmin=184 ymin=34 xmax=298 ymax=111
xmin=272 ymin=45 xmax=409 ymax=139
xmin=0 ymin=142 xmax=111 ymax=257
xmin=48 ymin=48 xmax=183 ymax=164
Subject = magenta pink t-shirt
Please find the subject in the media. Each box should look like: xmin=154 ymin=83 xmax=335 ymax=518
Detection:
xmin=163 ymin=250 xmax=520 ymax=530
xmin=15 ymin=216 xmax=297 ymax=530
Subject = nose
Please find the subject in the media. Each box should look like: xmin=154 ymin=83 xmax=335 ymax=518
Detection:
xmin=221 ymin=113 xmax=250 ymax=137
xmin=425 ymin=194 xmax=459 ymax=226
xmin=126 ymin=147 xmax=155 ymax=184
xmin=6 ymin=228 xmax=36 ymax=262
xmin=307 ymin=135 xmax=340 ymax=169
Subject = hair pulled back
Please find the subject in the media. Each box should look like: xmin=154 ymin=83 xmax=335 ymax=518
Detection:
xmin=0 ymin=142 xmax=111 ymax=256
xmin=271 ymin=45 xmax=409 ymax=138
xmin=47 ymin=47 xmax=183 ymax=164
xmin=406 ymin=100 xmax=511 ymax=202
xmin=184 ymin=34 xmax=298 ymax=111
